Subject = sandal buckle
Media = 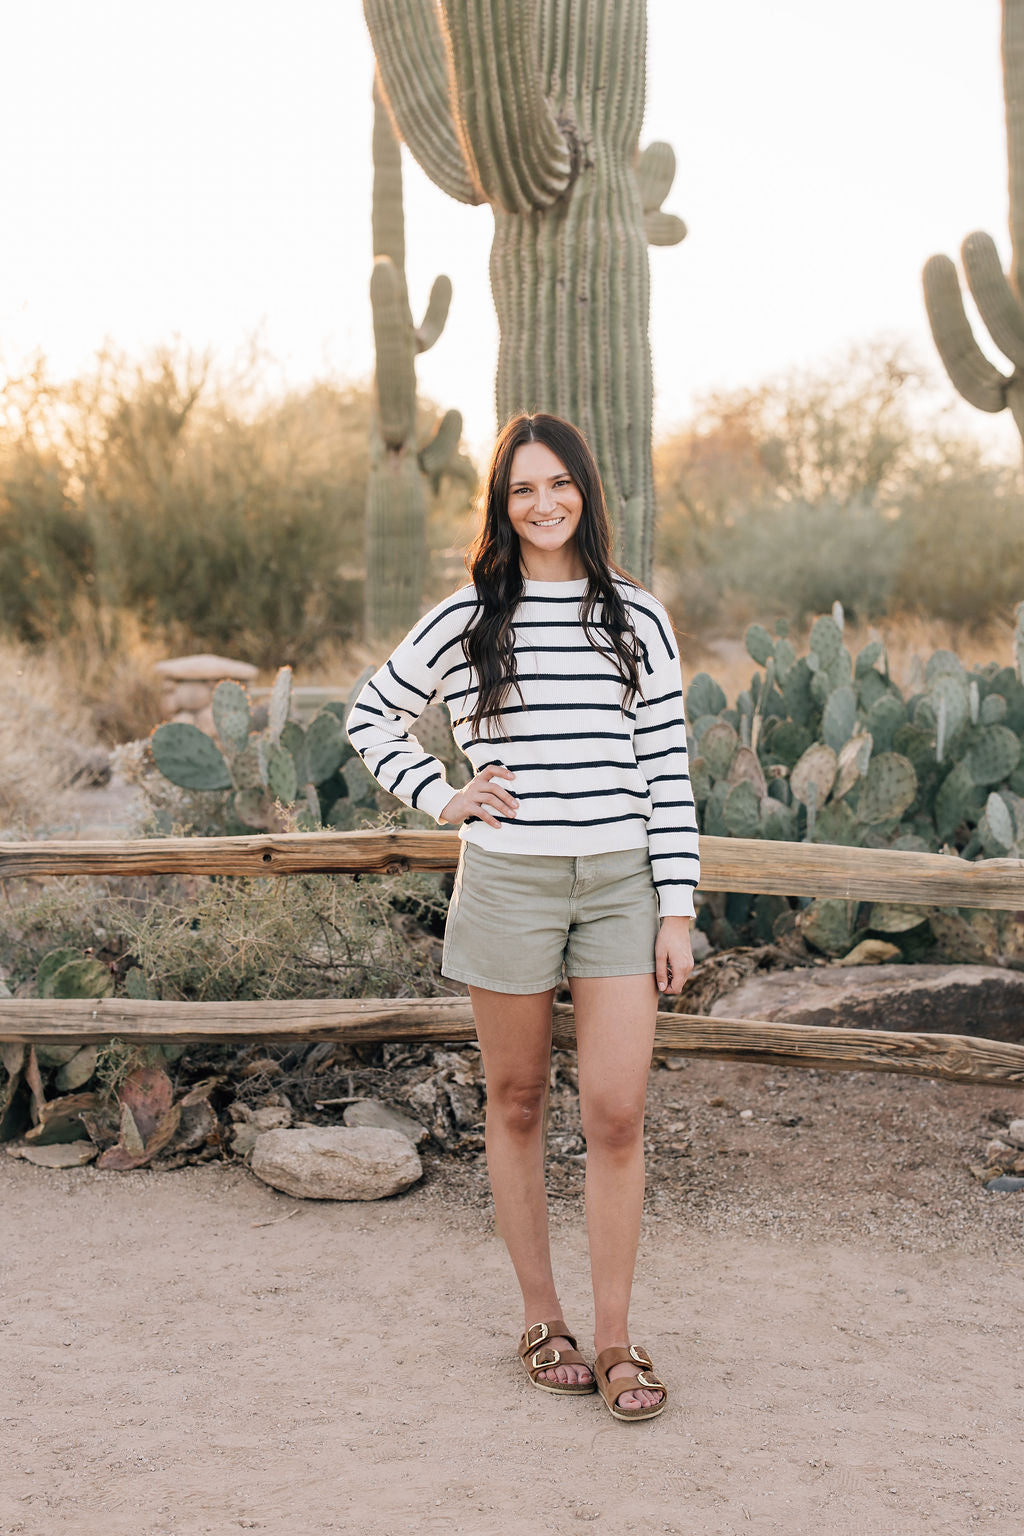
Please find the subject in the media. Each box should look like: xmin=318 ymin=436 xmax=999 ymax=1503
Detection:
xmin=525 ymin=1322 xmax=550 ymax=1347
xmin=531 ymin=1347 xmax=561 ymax=1369
xmin=636 ymin=1371 xmax=664 ymax=1389
xmin=628 ymin=1345 xmax=652 ymax=1367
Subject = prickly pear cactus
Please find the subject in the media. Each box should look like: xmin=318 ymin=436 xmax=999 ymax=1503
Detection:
xmin=686 ymin=601 xmax=1024 ymax=952
xmin=150 ymin=667 xmax=358 ymax=830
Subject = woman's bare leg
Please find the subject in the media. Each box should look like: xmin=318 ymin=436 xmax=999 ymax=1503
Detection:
xmin=470 ymin=983 xmax=592 ymax=1387
xmin=571 ymin=972 xmax=663 ymax=1411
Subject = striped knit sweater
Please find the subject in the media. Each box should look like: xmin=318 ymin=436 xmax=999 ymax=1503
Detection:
xmin=346 ymin=575 xmax=700 ymax=918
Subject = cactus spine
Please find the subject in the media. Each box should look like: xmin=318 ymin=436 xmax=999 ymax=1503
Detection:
xmin=366 ymin=76 xmax=463 ymax=642
xmin=923 ymin=1 xmax=1024 ymax=445
xmin=363 ymin=0 xmax=686 ymax=584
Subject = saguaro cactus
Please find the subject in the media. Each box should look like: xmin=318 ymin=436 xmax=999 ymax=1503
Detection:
xmin=363 ymin=0 xmax=686 ymax=584
xmin=923 ymin=0 xmax=1024 ymax=446
xmin=366 ymin=76 xmax=463 ymax=642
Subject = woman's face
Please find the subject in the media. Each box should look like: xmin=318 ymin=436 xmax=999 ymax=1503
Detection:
xmin=505 ymin=440 xmax=584 ymax=566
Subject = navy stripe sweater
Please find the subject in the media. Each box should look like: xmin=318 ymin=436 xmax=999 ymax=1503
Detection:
xmin=346 ymin=575 xmax=701 ymax=917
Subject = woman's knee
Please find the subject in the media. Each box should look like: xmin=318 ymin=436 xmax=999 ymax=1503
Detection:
xmin=581 ymin=1094 xmax=645 ymax=1152
xmin=486 ymin=1075 xmax=549 ymax=1136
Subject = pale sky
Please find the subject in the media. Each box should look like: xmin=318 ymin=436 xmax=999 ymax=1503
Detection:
xmin=0 ymin=0 xmax=1010 ymax=456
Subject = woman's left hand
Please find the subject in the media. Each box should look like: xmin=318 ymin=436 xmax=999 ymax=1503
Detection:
xmin=655 ymin=916 xmax=695 ymax=996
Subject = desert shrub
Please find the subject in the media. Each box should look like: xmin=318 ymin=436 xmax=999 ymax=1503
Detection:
xmin=0 ymin=639 xmax=106 ymax=833
xmin=0 ymin=867 xmax=451 ymax=1004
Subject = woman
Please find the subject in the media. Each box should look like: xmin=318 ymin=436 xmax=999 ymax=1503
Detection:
xmin=347 ymin=413 xmax=699 ymax=1422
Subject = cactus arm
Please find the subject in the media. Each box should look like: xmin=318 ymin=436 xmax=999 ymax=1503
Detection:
xmin=370 ymin=256 xmax=417 ymax=447
xmin=962 ymin=230 xmax=1024 ymax=369
xmin=363 ymin=0 xmax=482 ymax=206
xmin=415 ymin=274 xmax=453 ymax=352
xmin=418 ymin=408 xmax=463 ymax=476
xmin=637 ymin=142 xmax=675 ymax=211
xmin=1004 ymin=0 xmax=1024 ymax=297
xmin=923 ymin=253 xmax=1009 ymax=413
xmin=645 ymin=212 xmax=687 ymax=246
xmin=636 ymin=140 xmax=686 ymax=246
xmin=440 ymin=0 xmax=573 ymax=214
xmin=371 ymin=74 xmax=406 ymax=276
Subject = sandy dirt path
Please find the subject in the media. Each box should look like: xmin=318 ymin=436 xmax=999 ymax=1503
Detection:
xmin=2 ymin=1057 xmax=1023 ymax=1536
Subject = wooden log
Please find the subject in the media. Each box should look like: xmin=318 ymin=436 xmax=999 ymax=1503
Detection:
xmin=2 ymin=830 xmax=1024 ymax=908
xmin=1 ymin=997 xmax=1022 ymax=1085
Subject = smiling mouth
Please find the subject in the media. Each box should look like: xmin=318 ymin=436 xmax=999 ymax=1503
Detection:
xmin=532 ymin=516 xmax=565 ymax=527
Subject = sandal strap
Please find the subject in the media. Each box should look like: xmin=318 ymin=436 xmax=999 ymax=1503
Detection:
xmin=517 ymin=1318 xmax=578 ymax=1361
xmin=594 ymin=1344 xmax=666 ymax=1406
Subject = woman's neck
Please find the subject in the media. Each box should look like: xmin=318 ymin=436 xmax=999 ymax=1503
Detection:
xmin=519 ymin=553 xmax=587 ymax=583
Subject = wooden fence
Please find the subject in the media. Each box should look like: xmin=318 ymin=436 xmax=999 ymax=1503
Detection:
xmin=2 ymin=831 xmax=1024 ymax=1087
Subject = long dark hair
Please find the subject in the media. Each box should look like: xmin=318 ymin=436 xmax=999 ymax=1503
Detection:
xmin=459 ymin=413 xmax=644 ymax=741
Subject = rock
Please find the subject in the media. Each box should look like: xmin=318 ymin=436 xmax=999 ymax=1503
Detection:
xmin=170 ymin=681 xmax=214 ymax=713
xmin=250 ymin=1127 xmax=422 ymax=1201
xmin=21 ymin=1142 xmax=97 ymax=1168
xmin=1006 ymin=1119 xmax=1024 ymax=1147
xmin=984 ymin=1175 xmax=1024 ymax=1193
xmin=230 ymin=1122 xmax=263 ymax=1159
xmin=708 ymin=964 xmax=1024 ymax=1044
xmin=343 ymin=1098 xmax=429 ymax=1145
xmin=984 ymin=1139 xmax=1015 ymax=1161
xmin=154 ymin=654 xmax=259 ymax=682
xmin=250 ymin=1107 xmax=292 ymax=1131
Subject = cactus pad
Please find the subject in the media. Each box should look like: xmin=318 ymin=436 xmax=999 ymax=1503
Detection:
xmin=700 ymin=720 xmax=739 ymax=781
xmin=306 ymin=711 xmax=347 ymax=784
xmin=866 ymin=903 xmax=928 ymax=933
xmin=808 ymin=615 xmax=843 ymax=667
xmin=979 ymin=790 xmax=1016 ymax=854
xmin=723 ymin=780 xmax=761 ymax=839
xmin=744 ymin=624 xmax=775 ymax=666
xmin=799 ymin=898 xmax=857 ymax=956
xmin=812 ymin=798 xmax=860 ymax=845
xmin=267 ymin=667 xmax=293 ymax=745
xmin=822 ymin=685 xmax=857 ymax=753
xmin=690 ymin=757 xmax=713 ymax=802
xmin=211 ymin=680 xmax=252 ymax=754
xmin=789 ymin=743 xmax=838 ymax=807
xmin=854 ymin=641 xmax=885 ymax=677
xmin=834 ymin=731 xmax=873 ymax=799
xmin=281 ymin=722 xmax=310 ymax=788
xmin=965 ymin=724 xmax=1021 ymax=785
xmin=765 ymin=719 xmax=812 ymax=768
xmin=980 ymin=691 xmax=1008 ymax=724
xmin=686 ymin=673 xmax=727 ymax=720
xmin=150 ymin=723 xmax=232 ymax=792
xmin=934 ymin=760 xmax=975 ymax=841
xmin=266 ymin=744 xmax=299 ymax=806
xmin=855 ymin=752 xmax=917 ymax=825
xmin=867 ymin=694 xmax=906 ymax=754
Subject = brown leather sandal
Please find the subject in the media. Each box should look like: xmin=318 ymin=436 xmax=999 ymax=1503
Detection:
xmin=517 ymin=1319 xmax=596 ymax=1396
xmin=593 ymin=1344 xmax=668 ymax=1421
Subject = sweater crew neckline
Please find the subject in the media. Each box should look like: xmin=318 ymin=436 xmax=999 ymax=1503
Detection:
xmin=522 ymin=576 xmax=589 ymax=594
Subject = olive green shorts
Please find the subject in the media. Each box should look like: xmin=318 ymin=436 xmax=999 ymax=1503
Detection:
xmin=441 ymin=841 xmax=660 ymax=995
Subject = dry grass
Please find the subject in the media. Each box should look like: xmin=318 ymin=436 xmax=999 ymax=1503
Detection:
xmin=0 ymin=639 xmax=101 ymax=833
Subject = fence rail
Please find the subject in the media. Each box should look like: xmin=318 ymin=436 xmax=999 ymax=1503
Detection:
xmin=3 ymin=830 xmax=1024 ymax=908
xmin=3 ymin=831 xmax=1024 ymax=1087
xmin=1 ymin=998 xmax=1022 ymax=1086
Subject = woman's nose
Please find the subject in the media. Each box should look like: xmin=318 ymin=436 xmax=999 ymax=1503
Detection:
xmin=537 ymin=485 xmax=556 ymax=512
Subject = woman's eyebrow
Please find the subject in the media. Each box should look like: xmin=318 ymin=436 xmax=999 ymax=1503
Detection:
xmin=509 ymin=474 xmax=571 ymax=487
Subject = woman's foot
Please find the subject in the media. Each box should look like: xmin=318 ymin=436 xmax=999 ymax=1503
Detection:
xmin=532 ymin=1333 xmax=594 ymax=1388
xmin=519 ymin=1319 xmax=595 ymax=1390
xmin=595 ymin=1341 xmax=664 ymax=1413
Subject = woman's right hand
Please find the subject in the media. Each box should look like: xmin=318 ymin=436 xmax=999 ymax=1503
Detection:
xmin=439 ymin=764 xmax=519 ymax=829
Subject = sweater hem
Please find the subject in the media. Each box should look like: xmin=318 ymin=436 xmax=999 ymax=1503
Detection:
xmin=459 ymin=822 xmax=650 ymax=858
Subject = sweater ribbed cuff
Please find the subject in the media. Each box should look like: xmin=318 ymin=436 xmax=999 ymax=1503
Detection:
xmin=417 ymin=776 xmax=458 ymax=825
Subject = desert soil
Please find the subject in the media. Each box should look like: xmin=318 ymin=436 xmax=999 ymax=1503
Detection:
xmin=2 ymin=1052 xmax=1023 ymax=1536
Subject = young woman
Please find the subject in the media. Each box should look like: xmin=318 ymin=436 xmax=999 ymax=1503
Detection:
xmin=347 ymin=413 xmax=699 ymax=1422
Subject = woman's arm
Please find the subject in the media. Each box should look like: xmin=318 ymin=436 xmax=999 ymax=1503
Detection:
xmin=633 ymin=624 xmax=701 ymax=920
xmin=346 ymin=602 xmax=462 ymax=824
